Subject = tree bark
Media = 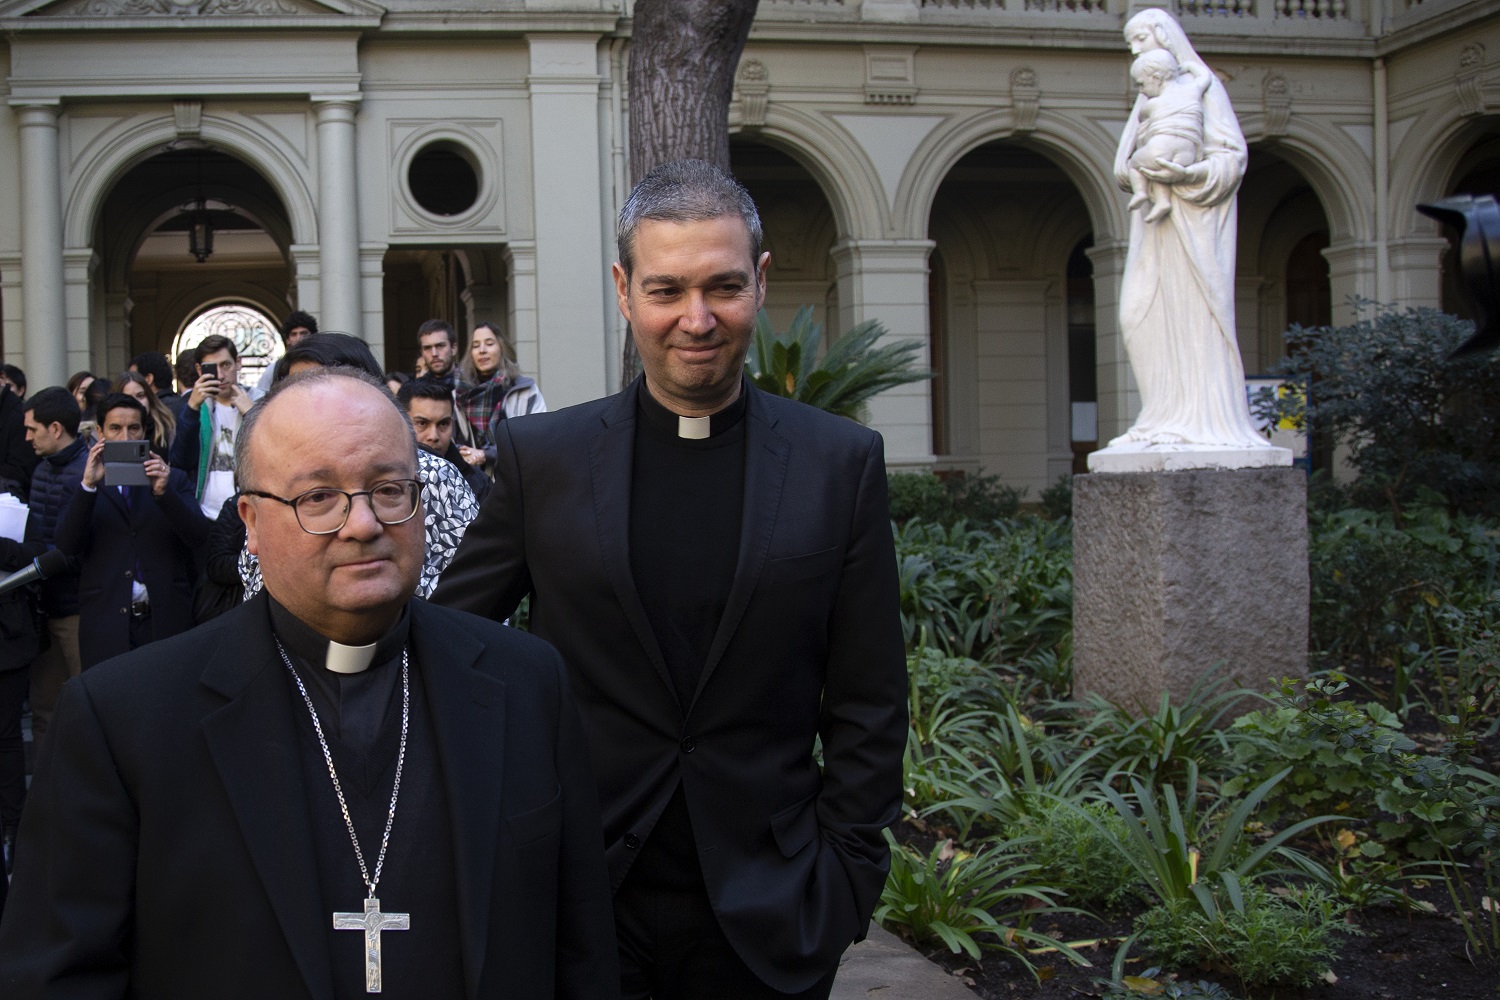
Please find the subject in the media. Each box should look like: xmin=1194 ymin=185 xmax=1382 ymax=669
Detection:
xmin=627 ymin=0 xmax=760 ymax=182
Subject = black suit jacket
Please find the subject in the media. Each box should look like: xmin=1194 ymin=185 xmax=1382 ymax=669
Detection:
xmin=0 ymin=594 xmax=618 ymax=999
xmin=53 ymin=470 xmax=208 ymax=668
xmin=432 ymin=379 xmax=908 ymax=992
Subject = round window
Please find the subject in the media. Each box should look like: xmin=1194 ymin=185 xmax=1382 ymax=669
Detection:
xmin=407 ymin=141 xmax=480 ymax=217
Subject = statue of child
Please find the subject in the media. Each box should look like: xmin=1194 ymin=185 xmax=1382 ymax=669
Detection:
xmin=1127 ymin=48 xmax=1212 ymax=223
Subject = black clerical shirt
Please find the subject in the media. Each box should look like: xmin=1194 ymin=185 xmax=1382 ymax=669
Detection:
xmin=626 ymin=384 xmax=748 ymax=892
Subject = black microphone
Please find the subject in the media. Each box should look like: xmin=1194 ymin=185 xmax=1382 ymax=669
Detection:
xmin=0 ymin=549 xmax=71 ymax=598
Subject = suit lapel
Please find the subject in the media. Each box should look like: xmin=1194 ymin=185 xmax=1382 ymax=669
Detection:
xmin=411 ymin=600 xmax=506 ymax=1000
xmin=586 ymin=382 xmax=677 ymax=704
xmin=693 ymin=389 xmax=790 ymax=708
xmin=199 ymin=595 xmax=334 ymax=1000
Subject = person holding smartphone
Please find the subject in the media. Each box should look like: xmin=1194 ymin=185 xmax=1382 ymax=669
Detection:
xmin=169 ymin=335 xmax=264 ymax=519
xmin=57 ymin=393 xmax=210 ymax=668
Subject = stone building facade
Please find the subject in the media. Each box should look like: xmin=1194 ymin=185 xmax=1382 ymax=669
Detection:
xmin=0 ymin=0 xmax=1496 ymax=491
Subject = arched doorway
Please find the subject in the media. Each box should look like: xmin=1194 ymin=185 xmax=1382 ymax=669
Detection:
xmin=927 ymin=141 xmax=1091 ymax=494
xmin=1439 ymin=131 xmax=1500 ymax=320
xmin=1238 ymin=148 xmax=1332 ymax=372
xmin=94 ymin=148 xmax=295 ymax=378
xmin=173 ymin=303 xmax=286 ymax=388
xmin=729 ymin=139 xmax=840 ymax=336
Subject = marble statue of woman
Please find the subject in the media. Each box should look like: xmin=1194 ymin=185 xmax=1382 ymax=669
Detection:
xmin=1091 ymin=9 xmax=1288 ymax=471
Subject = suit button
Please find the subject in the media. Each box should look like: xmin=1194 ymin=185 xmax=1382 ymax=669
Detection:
xmin=680 ymin=736 xmax=696 ymax=754
xmin=623 ymin=833 xmax=641 ymax=849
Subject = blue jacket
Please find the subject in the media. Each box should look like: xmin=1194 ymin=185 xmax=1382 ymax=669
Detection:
xmin=0 ymin=435 xmax=88 ymax=617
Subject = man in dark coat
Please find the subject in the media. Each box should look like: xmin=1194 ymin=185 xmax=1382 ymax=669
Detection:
xmin=53 ymin=393 xmax=210 ymax=668
xmin=433 ymin=159 xmax=908 ymax=999
xmin=0 ymin=368 xmax=617 ymax=998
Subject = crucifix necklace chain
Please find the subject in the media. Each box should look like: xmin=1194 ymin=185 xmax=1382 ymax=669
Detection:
xmin=275 ymin=639 xmax=411 ymax=993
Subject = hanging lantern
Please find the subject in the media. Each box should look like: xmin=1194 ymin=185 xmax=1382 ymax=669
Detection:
xmin=188 ymin=198 xmax=214 ymax=263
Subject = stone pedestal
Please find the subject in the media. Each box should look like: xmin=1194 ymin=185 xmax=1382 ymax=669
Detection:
xmin=1072 ymin=468 xmax=1308 ymax=712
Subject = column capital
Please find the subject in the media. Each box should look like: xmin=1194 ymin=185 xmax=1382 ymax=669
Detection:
xmin=311 ymin=95 xmax=362 ymax=118
xmin=829 ymin=238 xmax=935 ymax=273
xmin=10 ymin=99 xmax=61 ymax=125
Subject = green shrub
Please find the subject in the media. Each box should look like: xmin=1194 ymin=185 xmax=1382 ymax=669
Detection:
xmin=895 ymin=518 xmax=1072 ymax=673
xmin=1134 ymin=885 xmax=1352 ymax=989
xmin=888 ymin=472 xmax=952 ymax=524
xmin=876 ymin=830 xmax=1089 ymax=974
xmin=1258 ymin=302 xmax=1500 ymax=517
xmin=1004 ymin=799 xmax=1143 ymax=911
xmin=1039 ymin=473 xmax=1073 ymax=520
xmin=886 ymin=470 xmax=1024 ymax=527
xmin=1227 ymin=677 xmax=1500 ymax=861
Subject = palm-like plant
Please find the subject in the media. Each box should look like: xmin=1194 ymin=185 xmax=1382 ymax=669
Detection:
xmin=746 ymin=306 xmax=932 ymax=421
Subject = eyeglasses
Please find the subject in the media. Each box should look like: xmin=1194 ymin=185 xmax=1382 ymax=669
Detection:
xmin=240 ymin=479 xmax=422 ymax=535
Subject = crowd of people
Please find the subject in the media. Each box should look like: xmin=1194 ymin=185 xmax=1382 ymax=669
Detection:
xmin=0 ymin=313 xmax=547 ymax=892
xmin=0 ymin=160 xmax=906 ymax=1000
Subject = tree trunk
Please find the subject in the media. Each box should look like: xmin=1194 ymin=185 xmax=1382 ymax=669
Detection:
xmin=628 ymin=0 xmax=760 ymax=180
xmin=621 ymin=0 xmax=760 ymax=385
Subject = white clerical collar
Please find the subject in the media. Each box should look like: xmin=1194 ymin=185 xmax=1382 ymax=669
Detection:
xmin=678 ymin=415 xmax=711 ymax=440
xmin=326 ymin=639 xmax=379 ymax=674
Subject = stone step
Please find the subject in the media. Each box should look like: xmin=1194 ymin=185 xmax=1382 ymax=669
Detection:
xmin=833 ymin=924 xmax=978 ymax=998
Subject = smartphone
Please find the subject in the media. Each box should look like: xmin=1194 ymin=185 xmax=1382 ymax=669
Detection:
xmin=200 ymin=361 xmax=219 ymax=381
xmin=102 ymin=440 xmax=151 ymax=487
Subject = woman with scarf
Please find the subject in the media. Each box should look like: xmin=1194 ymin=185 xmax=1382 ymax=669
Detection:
xmin=457 ymin=321 xmax=546 ymax=471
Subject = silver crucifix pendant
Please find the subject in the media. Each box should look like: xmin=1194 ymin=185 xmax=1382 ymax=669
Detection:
xmin=333 ymin=897 xmax=410 ymax=992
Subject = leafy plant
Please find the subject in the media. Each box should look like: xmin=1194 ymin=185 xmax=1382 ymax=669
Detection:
xmin=1040 ymin=473 xmax=1073 ymax=521
xmin=746 ymin=306 xmax=932 ymax=422
xmin=1081 ymin=764 xmax=1339 ymax=921
xmin=1005 ymin=798 xmax=1145 ymax=912
xmin=1134 ymin=884 xmax=1353 ymax=989
xmin=1079 ymin=674 xmax=1267 ymax=787
xmin=887 ymin=470 xmax=1025 ymax=527
xmin=876 ymin=829 xmax=1090 ymax=976
xmin=1228 ymin=677 xmax=1500 ymax=860
xmin=1257 ymin=302 xmax=1500 ymax=517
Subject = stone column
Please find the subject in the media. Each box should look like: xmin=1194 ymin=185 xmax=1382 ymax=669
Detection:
xmin=1086 ymin=239 xmax=1131 ymax=447
xmin=62 ymin=248 xmax=97 ymax=375
xmin=526 ymin=35 xmax=608 ymax=407
xmin=290 ymin=243 xmax=322 ymax=320
xmin=314 ymin=97 xmax=362 ymax=335
xmin=830 ymin=238 xmax=934 ymax=466
xmin=1322 ymin=240 xmax=1378 ymax=324
xmin=359 ymin=244 xmax=386 ymax=360
xmin=503 ymin=241 xmax=540 ymax=381
xmin=1388 ymin=235 xmax=1449 ymax=311
xmin=13 ymin=100 xmax=67 ymax=387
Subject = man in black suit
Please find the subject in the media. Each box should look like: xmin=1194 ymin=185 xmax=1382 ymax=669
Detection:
xmin=53 ymin=393 xmax=209 ymax=668
xmin=0 ymin=368 xmax=617 ymax=998
xmin=433 ymin=159 xmax=908 ymax=998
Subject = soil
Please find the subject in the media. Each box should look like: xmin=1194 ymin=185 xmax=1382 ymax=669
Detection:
xmin=892 ymin=701 xmax=1500 ymax=1000
xmin=906 ymin=891 xmax=1500 ymax=1000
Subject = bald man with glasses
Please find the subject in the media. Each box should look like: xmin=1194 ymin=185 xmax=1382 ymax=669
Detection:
xmin=0 ymin=367 xmax=617 ymax=999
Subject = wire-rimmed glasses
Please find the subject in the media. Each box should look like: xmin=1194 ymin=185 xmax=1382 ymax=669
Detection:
xmin=240 ymin=479 xmax=422 ymax=535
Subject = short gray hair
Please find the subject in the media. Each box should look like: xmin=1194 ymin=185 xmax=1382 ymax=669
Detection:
xmin=616 ymin=159 xmax=763 ymax=278
xmin=235 ymin=366 xmax=416 ymax=491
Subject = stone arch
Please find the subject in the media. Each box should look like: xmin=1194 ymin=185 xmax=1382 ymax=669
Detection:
xmin=897 ymin=109 xmax=1125 ymax=250
xmin=63 ymin=110 xmax=317 ymax=251
xmin=1240 ymin=114 xmax=1369 ymax=245
xmin=731 ymin=104 xmax=887 ymax=241
xmin=1390 ymin=112 xmax=1500 ymax=240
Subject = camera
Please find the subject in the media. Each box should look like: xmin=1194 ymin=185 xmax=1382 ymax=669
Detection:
xmin=101 ymin=440 xmax=150 ymax=487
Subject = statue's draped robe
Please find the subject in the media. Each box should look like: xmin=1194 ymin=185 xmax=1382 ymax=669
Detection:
xmin=1111 ymin=74 xmax=1270 ymax=449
